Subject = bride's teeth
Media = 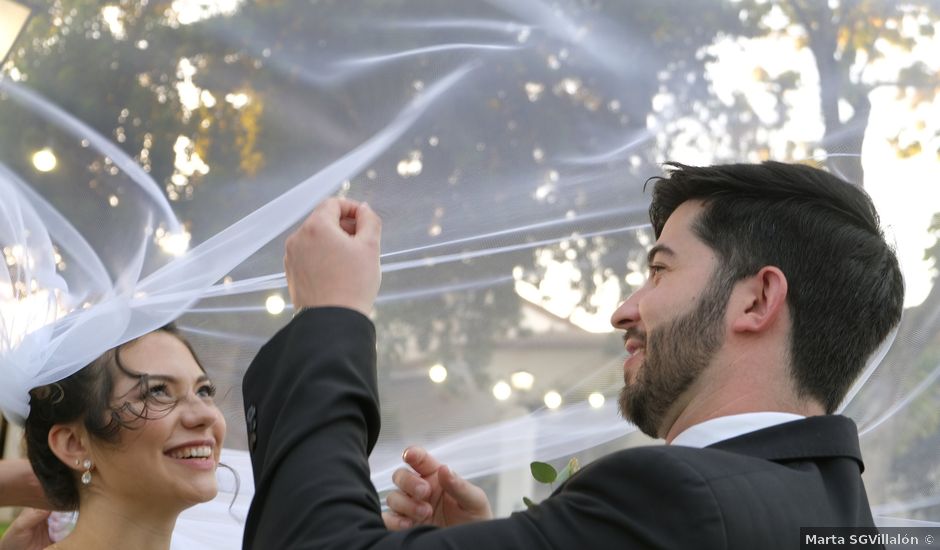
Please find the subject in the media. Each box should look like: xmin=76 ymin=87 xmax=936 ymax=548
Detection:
xmin=168 ymin=445 xmax=213 ymax=459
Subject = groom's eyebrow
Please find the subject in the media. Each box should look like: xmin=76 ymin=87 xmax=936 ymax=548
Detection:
xmin=647 ymin=244 xmax=675 ymax=265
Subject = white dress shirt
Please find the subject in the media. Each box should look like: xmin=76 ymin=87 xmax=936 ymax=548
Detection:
xmin=669 ymin=412 xmax=806 ymax=448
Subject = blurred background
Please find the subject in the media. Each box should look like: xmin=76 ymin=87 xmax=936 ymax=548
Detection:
xmin=0 ymin=0 xmax=938 ymax=544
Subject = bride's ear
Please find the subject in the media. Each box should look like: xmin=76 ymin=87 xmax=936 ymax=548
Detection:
xmin=48 ymin=423 xmax=91 ymax=472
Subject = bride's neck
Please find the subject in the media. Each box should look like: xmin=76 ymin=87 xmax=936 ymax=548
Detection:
xmin=55 ymin=493 xmax=179 ymax=550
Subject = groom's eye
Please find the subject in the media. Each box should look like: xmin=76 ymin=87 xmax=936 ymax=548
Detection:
xmin=647 ymin=264 xmax=666 ymax=281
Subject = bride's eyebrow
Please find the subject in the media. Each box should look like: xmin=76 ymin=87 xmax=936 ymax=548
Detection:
xmin=145 ymin=374 xmax=211 ymax=384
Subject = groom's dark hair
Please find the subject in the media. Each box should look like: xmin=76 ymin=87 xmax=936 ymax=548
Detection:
xmin=646 ymin=161 xmax=904 ymax=413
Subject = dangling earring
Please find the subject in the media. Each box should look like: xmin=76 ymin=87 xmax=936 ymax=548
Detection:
xmin=81 ymin=459 xmax=93 ymax=485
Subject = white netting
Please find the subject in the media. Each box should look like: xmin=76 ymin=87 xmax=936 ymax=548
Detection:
xmin=1 ymin=1 xmax=938 ymax=547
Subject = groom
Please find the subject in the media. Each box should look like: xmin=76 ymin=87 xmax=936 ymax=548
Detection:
xmin=242 ymin=162 xmax=904 ymax=549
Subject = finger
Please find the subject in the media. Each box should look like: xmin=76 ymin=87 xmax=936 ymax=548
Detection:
xmin=309 ymin=197 xmax=359 ymax=226
xmin=382 ymin=511 xmax=414 ymax=531
xmin=11 ymin=507 xmax=51 ymax=528
xmin=439 ymin=465 xmax=487 ymax=511
xmin=335 ymin=198 xmax=361 ymax=236
xmin=392 ymin=468 xmax=431 ymax=499
xmin=309 ymin=198 xmax=361 ymax=237
xmin=401 ymin=446 xmax=442 ymax=478
xmin=353 ymin=202 xmax=382 ymax=244
xmin=386 ymin=491 xmax=432 ymax=520
xmin=21 ymin=508 xmax=51 ymax=525
xmin=329 ymin=197 xmax=362 ymax=221
xmin=339 ymin=216 xmax=358 ymax=235
xmin=310 ymin=196 xmax=341 ymax=220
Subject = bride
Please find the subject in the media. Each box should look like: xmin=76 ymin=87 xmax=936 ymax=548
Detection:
xmin=19 ymin=324 xmax=225 ymax=550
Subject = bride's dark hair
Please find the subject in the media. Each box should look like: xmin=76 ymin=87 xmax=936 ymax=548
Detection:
xmin=24 ymin=324 xmax=206 ymax=509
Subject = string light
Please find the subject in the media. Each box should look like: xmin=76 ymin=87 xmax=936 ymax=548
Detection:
xmin=544 ymin=390 xmax=562 ymax=409
xmin=510 ymin=371 xmax=534 ymax=390
xmin=156 ymin=230 xmax=191 ymax=256
xmin=492 ymin=381 xmax=511 ymax=401
xmin=428 ymin=363 xmax=447 ymax=383
xmin=265 ymin=294 xmax=286 ymax=315
xmin=31 ymin=148 xmax=58 ymax=172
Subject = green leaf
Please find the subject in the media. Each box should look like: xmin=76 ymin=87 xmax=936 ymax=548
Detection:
xmin=530 ymin=461 xmax=557 ymax=484
xmin=555 ymin=457 xmax=581 ymax=485
xmin=522 ymin=496 xmax=537 ymax=508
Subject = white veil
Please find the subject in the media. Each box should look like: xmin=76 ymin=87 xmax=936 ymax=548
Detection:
xmin=1 ymin=1 xmax=938 ymax=547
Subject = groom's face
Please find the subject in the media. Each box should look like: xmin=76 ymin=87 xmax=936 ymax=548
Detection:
xmin=610 ymin=201 xmax=733 ymax=438
xmin=617 ymin=270 xmax=731 ymax=437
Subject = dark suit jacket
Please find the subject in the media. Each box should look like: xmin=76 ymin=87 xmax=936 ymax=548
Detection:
xmin=242 ymin=308 xmax=878 ymax=549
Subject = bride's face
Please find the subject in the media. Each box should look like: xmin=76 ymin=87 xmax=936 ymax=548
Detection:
xmin=90 ymin=331 xmax=226 ymax=509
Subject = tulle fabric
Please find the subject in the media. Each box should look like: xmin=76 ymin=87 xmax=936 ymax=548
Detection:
xmin=0 ymin=1 xmax=937 ymax=547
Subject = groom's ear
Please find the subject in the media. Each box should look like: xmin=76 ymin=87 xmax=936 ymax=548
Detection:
xmin=730 ymin=266 xmax=788 ymax=334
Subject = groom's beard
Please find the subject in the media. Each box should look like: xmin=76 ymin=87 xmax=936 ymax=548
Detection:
xmin=618 ymin=272 xmax=733 ymax=438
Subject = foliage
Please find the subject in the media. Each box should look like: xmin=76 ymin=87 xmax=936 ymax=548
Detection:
xmin=708 ymin=0 xmax=940 ymax=182
xmin=524 ymin=457 xmax=580 ymax=508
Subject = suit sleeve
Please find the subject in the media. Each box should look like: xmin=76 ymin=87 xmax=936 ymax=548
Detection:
xmin=242 ymin=307 xmax=727 ymax=550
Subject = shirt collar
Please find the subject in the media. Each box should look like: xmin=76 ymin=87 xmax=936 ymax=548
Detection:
xmin=669 ymin=412 xmax=806 ymax=448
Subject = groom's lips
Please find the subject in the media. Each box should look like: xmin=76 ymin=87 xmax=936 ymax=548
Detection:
xmin=625 ymin=338 xmax=644 ymax=355
xmin=623 ymin=338 xmax=645 ymax=379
